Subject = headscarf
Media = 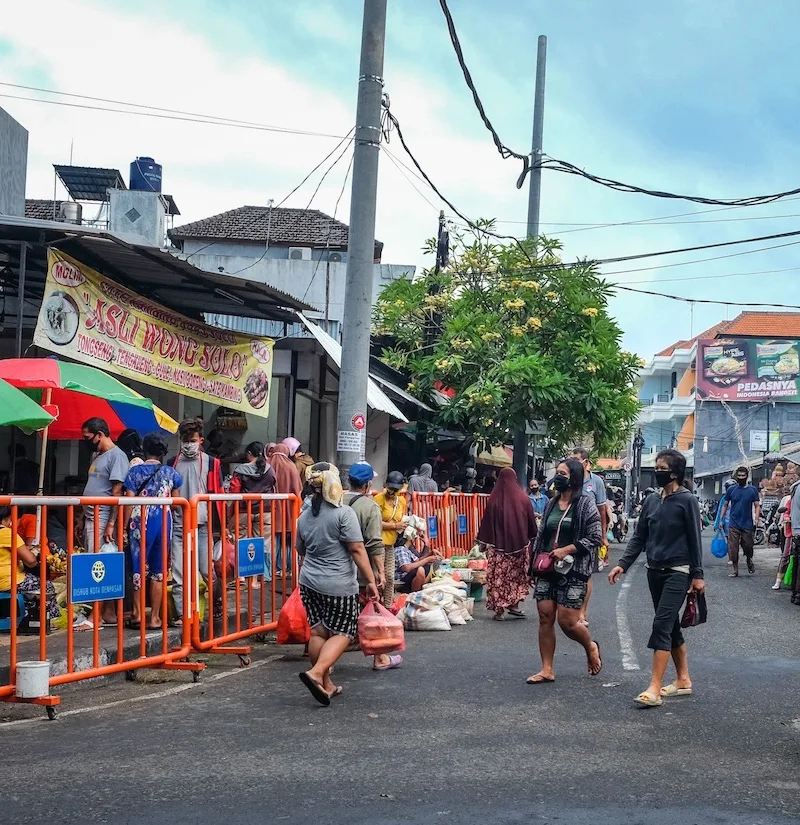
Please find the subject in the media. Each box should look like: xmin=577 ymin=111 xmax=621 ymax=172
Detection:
xmin=282 ymin=437 xmax=301 ymax=457
xmin=463 ymin=467 xmax=477 ymax=493
xmin=265 ymin=442 xmax=277 ymax=458
xmin=476 ymin=467 xmax=538 ymax=551
xmin=407 ymin=463 xmax=438 ymax=494
xmin=269 ymin=444 xmax=303 ymax=499
xmin=307 ymin=462 xmax=344 ymax=508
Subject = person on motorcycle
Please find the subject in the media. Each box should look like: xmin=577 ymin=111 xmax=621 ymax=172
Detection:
xmin=718 ymin=467 xmax=761 ymax=577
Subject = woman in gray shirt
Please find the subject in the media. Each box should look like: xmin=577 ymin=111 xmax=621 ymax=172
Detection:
xmin=296 ymin=462 xmax=379 ymax=706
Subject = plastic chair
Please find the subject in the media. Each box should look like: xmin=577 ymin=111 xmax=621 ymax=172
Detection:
xmin=0 ymin=591 xmax=25 ymax=631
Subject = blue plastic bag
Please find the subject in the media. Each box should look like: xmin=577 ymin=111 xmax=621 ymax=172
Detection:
xmin=711 ymin=530 xmax=728 ymax=559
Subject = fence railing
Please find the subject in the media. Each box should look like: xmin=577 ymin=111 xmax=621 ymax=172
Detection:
xmin=410 ymin=491 xmax=489 ymax=557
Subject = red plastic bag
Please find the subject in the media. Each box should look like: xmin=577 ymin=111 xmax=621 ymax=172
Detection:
xmin=358 ymin=599 xmax=405 ymax=656
xmin=389 ymin=594 xmax=407 ymax=615
xmin=213 ymin=538 xmax=236 ymax=581
xmin=276 ymin=588 xmax=311 ymax=645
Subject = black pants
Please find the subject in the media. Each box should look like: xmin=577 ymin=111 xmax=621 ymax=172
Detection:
xmin=791 ymin=537 xmax=800 ymax=598
xmin=647 ymin=568 xmax=689 ymax=652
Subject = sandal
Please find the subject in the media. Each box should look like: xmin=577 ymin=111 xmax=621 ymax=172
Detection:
xmin=506 ymin=608 xmax=527 ymax=618
xmin=588 ymin=640 xmax=602 ymax=676
xmin=526 ymin=674 xmax=555 ymax=685
xmin=328 ymin=685 xmax=343 ymax=697
xmin=660 ymin=683 xmax=692 ymax=697
xmin=299 ymin=672 xmax=331 ymax=706
xmin=373 ymin=654 xmax=403 ymax=671
xmin=634 ymin=691 xmax=663 ymax=708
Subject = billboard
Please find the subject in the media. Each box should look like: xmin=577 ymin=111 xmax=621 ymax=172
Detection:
xmin=696 ymin=338 xmax=800 ymax=403
xmin=34 ymin=250 xmax=274 ymax=416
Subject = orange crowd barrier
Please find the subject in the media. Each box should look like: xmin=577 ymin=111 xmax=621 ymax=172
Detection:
xmin=410 ymin=491 xmax=489 ymax=558
xmin=188 ymin=493 xmax=301 ymax=664
xmin=0 ymin=496 xmax=202 ymax=718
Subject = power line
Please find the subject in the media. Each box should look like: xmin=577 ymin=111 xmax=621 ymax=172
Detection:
xmin=0 ymin=89 xmax=347 ymax=140
xmin=614 ymin=264 xmax=800 ymax=286
xmin=437 ymin=0 xmax=530 ymax=188
xmin=381 ymin=145 xmax=441 ymax=213
xmin=539 ymin=154 xmax=800 ymax=207
xmin=614 ymin=283 xmax=800 ymax=309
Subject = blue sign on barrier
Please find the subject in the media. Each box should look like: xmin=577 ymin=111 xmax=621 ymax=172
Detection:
xmin=238 ymin=537 xmax=265 ymax=578
xmin=427 ymin=515 xmax=439 ymax=539
xmin=457 ymin=514 xmax=468 ymax=535
xmin=70 ymin=552 xmax=125 ymax=603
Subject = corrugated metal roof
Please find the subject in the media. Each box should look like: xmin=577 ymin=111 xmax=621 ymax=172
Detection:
xmin=295 ymin=313 xmax=408 ymax=422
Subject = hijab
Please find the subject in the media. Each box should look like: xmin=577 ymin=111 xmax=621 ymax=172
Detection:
xmin=269 ymin=443 xmax=303 ymax=498
xmin=306 ymin=463 xmax=344 ymax=508
xmin=476 ymin=467 xmax=538 ymax=551
xmin=408 ymin=463 xmax=438 ymax=494
xmin=282 ymin=437 xmax=301 ymax=457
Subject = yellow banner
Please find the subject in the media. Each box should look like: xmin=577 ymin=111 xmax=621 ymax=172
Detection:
xmin=34 ymin=250 xmax=274 ymax=417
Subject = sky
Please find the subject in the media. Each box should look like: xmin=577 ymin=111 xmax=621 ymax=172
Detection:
xmin=2 ymin=0 xmax=800 ymax=359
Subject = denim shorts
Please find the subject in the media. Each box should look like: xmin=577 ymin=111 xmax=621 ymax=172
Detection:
xmin=534 ymin=576 xmax=587 ymax=610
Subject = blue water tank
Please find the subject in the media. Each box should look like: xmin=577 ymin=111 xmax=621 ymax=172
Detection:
xmin=129 ymin=157 xmax=162 ymax=192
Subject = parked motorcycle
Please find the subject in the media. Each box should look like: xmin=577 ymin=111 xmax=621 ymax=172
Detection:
xmin=611 ymin=502 xmax=628 ymax=543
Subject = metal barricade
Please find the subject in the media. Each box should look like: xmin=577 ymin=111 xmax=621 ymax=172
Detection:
xmin=410 ymin=491 xmax=489 ymax=557
xmin=0 ymin=496 xmax=202 ymax=718
xmin=188 ymin=493 xmax=300 ymax=663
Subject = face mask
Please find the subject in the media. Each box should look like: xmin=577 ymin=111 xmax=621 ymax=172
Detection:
xmin=181 ymin=442 xmax=201 ymax=459
xmin=552 ymin=474 xmax=570 ymax=492
xmin=531 ymin=487 xmax=539 ymax=494
xmin=654 ymin=470 xmax=673 ymax=488
xmin=737 ymin=477 xmax=747 ymax=487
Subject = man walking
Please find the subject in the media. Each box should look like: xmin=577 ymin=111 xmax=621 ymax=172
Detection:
xmin=569 ymin=447 xmax=609 ymax=626
xmin=170 ymin=417 xmax=223 ymax=623
xmin=81 ymin=417 xmax=129 ymax=625
xmin=790 ymin=478 xmax=800 ymax=604
xmin=719 ymin=466 xmax=761 ymax=576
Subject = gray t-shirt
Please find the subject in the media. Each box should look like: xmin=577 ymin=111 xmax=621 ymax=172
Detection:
xmin=173 ymin=453 xmax=211 ymax=526
xmin=297 ymin=501 xmax=363 ymax=597
xmin=583 ymin=472 xmax=607 ymax=506
xmin=84 ymin=447 xmax=129 ymax=520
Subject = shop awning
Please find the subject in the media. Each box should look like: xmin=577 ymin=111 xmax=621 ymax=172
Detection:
xmin=295 ymin=313 xmax=408 ymax=422
xmin=0 ymin=216 xmax=314 ymax=322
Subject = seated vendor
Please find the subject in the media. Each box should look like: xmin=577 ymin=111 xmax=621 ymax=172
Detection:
xmin=0 ymin=506 xmax=59 ymax=620
xmin=394 ymin=541 xmax=441 ymax=594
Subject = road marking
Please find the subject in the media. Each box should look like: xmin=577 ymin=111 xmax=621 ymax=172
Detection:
xmin=0 ymin=654 xmax=285 ymax=730
xmin=615 ymin=566 xmax=640 ymax=671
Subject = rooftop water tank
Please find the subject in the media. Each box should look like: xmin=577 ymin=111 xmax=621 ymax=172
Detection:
xmin=129 ymin=156 xmax=162 ymax=192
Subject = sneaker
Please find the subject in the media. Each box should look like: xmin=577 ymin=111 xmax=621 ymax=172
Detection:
xmin=772 ymin=581 xmax=781 ymax=591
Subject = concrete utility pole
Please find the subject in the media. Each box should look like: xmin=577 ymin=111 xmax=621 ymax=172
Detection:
xmin=336 ymin=0 xmax=388 ymax=475
xmin=513 ymin=34 xmax=547 ymax=486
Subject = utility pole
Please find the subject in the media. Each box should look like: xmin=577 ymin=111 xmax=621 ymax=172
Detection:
xmin=513 ymin=34 xmax=547 ymax=486
xmin=336 ymin=0 xmax=387 ymax=475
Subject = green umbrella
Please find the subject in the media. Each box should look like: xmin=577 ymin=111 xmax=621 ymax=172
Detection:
xmin=0 ymin=377 xmax=55 ymax=431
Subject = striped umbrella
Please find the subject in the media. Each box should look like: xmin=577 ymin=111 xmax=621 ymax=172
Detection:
xmin=0 ymin=378 xmax=55 ymax=431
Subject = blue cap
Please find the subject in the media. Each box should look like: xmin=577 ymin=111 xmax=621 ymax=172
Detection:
xmin=349 ymin=462 xmax=376 ymax=485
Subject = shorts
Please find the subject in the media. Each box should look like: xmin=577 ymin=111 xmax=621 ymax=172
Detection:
xmin=397 ymin=563 xmax=431 ymax=593
xmin=534 ymin=577 xmax=587 ymax=610
xmin=299 ymin=585 xmax=360 ymax=640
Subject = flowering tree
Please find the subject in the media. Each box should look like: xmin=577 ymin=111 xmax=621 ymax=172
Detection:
xmin=373 ymin=226 xmax=640 ymax=455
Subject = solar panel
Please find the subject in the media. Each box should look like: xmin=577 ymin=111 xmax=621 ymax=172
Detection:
xmin=53 ymin=165 xmax=126 ymax=202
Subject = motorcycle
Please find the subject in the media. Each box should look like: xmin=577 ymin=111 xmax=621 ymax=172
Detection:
xmin=611 ymin=502 xmax=628 ymax=543
xmin=755 ymin=501 xmax=779 ymax=546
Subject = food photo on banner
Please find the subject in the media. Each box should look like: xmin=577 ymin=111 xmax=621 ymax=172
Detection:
xmin=34 ymin=250 xmax=274 ymax=417
xmin=697 ymin=337 xmax=800 ymax=403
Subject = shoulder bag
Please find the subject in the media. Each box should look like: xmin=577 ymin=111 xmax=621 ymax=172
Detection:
xmin=530 ymin=503 xmax=572 ymax=578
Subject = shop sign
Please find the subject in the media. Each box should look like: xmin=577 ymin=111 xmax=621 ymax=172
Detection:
xmin=457 ymin=514 xmax=468 ymax=535
xmin=34 ymin=250 xmax=274 ymax=417
xmin=237 ymin=537 xmax=265 ymax=578
xmin=697 ymin=337 xmax=800 ymax=402
xmin=70 ymin=552 xmax=125 ymax=603
xmin=749 ymin=430 xmax=781 ymax=452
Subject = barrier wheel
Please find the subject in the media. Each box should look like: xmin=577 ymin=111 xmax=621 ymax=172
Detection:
xmin=192 ymin=671 xmax=201 ymax=684
xmin=125 ymin=670 xmax=136 ymax=682
xmin=238 ymin=654 xmax=251 ymax=668
xmin=254 ymin=634 xmax=267 ymax=644
xmin=46 ymin=706 xmax=57 ymax=721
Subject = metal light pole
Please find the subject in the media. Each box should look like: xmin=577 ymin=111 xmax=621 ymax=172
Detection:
xmin=336 ymin=0 xmax=387 ymax=476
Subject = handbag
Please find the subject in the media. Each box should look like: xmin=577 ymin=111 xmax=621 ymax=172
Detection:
xmin=530 ymin=504 xmax=572 ymax=578
xmin=276 ymin=588 xmax=311 ymax=645
xmin=680 ymin=591 xmax=708 ymax=628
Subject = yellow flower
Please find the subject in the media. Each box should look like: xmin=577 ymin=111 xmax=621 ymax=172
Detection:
xmin=582 ymin=307 xmax=599 ymax=317
xmin=511 ymin=326 xmax=525 ymax=337
xmin=522 ymin=280 xmax=540 ymax=290
xmin=435 ymin=358 xmax=452 ymax=370
xmin=481 ymin=331 xmax=502 ymax=342
xmin=545 ymin=291 xmax=558 ymax=300
xmin=485 ymin=419 xmax=494 ymax=426
xmin=586 ymin=364 xmax=598 ymax=373
xmin=504 ymin=298 xmax=525 ymax=310
xmin=527 ymin=316 xmax=542 ymax=329
xmin=483 ymin=394 xmax=492 ymax=403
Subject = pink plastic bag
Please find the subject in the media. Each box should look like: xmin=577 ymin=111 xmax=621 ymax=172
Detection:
xmin=358 ymin=599 xmax=405 ymax=656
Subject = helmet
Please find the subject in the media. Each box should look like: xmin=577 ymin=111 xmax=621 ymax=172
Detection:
xmin=723 ymin=478 xmax=736 ymax=490
xmin=385 ymin=471 xmax=405 ymax=491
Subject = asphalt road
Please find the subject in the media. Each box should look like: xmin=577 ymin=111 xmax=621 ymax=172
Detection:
xmin=2 ymin=536 xmax=800 ymax=825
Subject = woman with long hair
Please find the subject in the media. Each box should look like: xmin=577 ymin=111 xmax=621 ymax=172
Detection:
xmin=527 ymin=458 xmax=603 ymax=684
xmin=609 ymin=449 xmax=704 ymax=708
xmin=477 ymin=467 xmax=538 ymax=620
xmin=296 ymin=462 xmax=379 ymax=705
xmin=117 ymin=428 xmax=145 ymax=468
xmin=268 ymin=443 xmax=303 ymax=578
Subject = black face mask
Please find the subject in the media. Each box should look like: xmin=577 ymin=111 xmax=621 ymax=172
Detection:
xmin=552 ymin=474 xmax=570 ymax=492
xmin=737 ymin=478 xmax=747 ymax=487
xmin=654 ymin=470 xmax=673 ymax=488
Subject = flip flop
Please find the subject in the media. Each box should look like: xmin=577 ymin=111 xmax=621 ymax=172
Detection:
xmin=660 ymin=684 xmax=693 ymax=697
xmin=634 ymin=691 xmax=663 ymax=708
xmin=506 ymin=609 xmax=527 ymax=618
xmin=299 ymin=672 xmax=331 ymax=706
xmin=589 ymin=640 xmax=602 ymax=676
xmin=329 ymin=686 xmax=343 ymax=697
xmin=373 ymin=654 xmax=403 ymax=671
xmin=526 ymin=674 xmax=555 ymax=684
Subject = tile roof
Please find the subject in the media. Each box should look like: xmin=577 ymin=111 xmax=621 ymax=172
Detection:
xmin=169 ymin=206 xmax=383 ymax=256
xmin=24 ymin=199 xmax=65 ymax=220
xmin=718 ymin=311 xmax=800 ymax=338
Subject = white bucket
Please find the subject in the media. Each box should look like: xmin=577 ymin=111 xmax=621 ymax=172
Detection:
xmin=15 ymin=660 xmax=51 ymax=699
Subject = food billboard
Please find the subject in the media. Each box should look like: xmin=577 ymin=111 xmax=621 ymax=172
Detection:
xmin=696 ymin=337 xmax=800 ymax=402
xmin=33 ymin=250 xmax=274 ymax=416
